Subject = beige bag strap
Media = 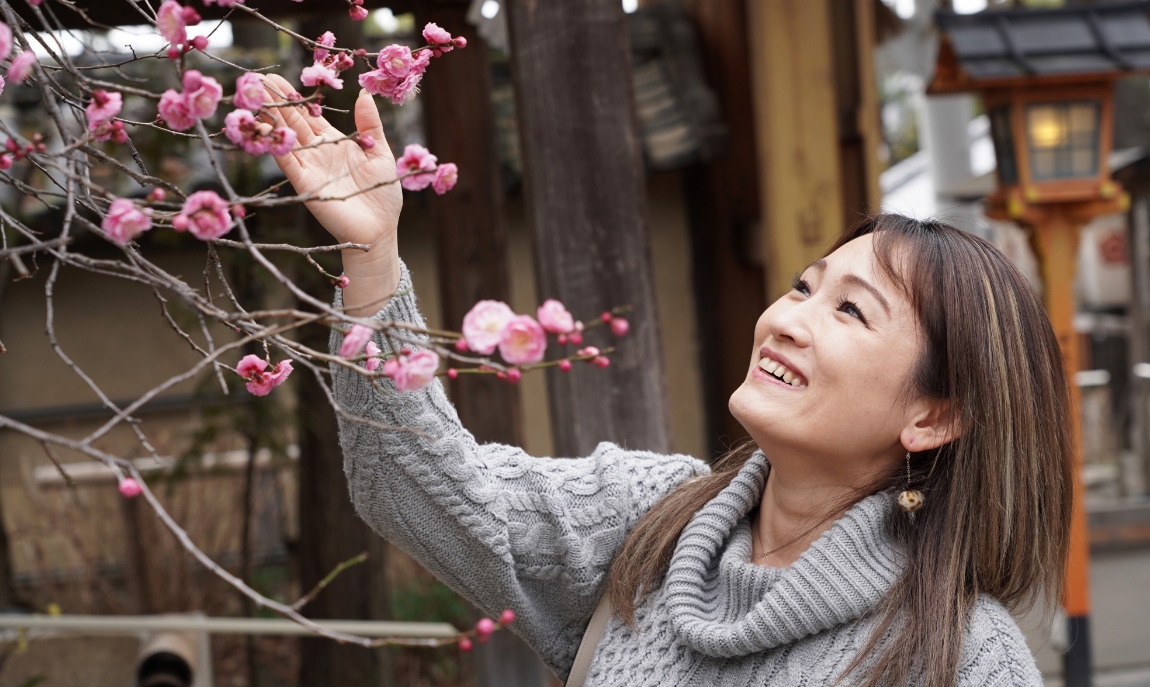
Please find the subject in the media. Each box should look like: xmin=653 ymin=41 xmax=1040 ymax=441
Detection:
xmin=565 ymin=594 xmax=613 ymax=687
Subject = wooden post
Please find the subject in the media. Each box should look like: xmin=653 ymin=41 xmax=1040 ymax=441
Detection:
xmin=295 ymin=15 xmax=393 ymax=687
xmin=681 ymin=0 xmax=767 ymax=454
xmin=416 ymin=3 xmax=548 ymax=685
xmin=504 ymin=0 xmax=672 ymax=456
xmin=1030 ymin=210 xmax=1093 ymax=687
xmin=747 ymin=0 xmax=845 ymax=302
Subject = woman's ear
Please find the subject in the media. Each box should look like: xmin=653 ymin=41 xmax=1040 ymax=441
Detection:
xmin=900 ymin=399 xmax=961 ymax=453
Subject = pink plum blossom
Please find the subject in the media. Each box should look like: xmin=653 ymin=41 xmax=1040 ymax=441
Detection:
xmin=158 ymin=89 xmax=194 ymax=130
xmin=102 ymin=198 xmax=153 ymax=245
xmin=423 ymin=23 xmax=454 ymax=49
xmin=432 ymin=163 xmax=458 ymax=195
xmin=377 ymin=45 xmax=416 ymax=78
xmin=363 ymin=341 xmax=382 ymax=372
xmin=395 ymin=144 xmax=437 ymax=191
xmin=387 ymin=350 xmax=440 ymax=392
xmin=182 ymin=70 xmax=222 ymax=119
xmin=301 ymin=63 xmax=342 ymax=89
xmin=314 ymin=31 xmax=336 ymax=62
xmin=119 ymin=478 xmax=143 ymax=498
xmin=349 ymin=5 xmax=368 ymax=20
xmin=236 ymin=354 xmax=293 ymax=396
xmin=91 ymin=119 xmax=127 ymax=143
xmin=7 ymin=51 xmax=36 ymax=83
xmin=339 ymin=324 xmax=373 ymax=358
xmin=174 ymin=190 xmax=232 ymax=240
xmin=86 ymin=90 xmax=122 ymax=131
xmin=0 ymin=74 xmax=5 ymax=98
xmin=462 ymin=300 xmax=515 ymax=355
xmin=498 ymin=315 xmax=547 ymax=365
xmin=156 ymin=0 xmax=189 ymax=48
xmin=224 ymin=109 xmax=295 ymax=155
xmin=0 ymin=22 xmax=11 ymax=62
xmin=536 ymin=299 xmax=574 ymax=334
xmin=233 ymin=72 xmax=265 ymax=110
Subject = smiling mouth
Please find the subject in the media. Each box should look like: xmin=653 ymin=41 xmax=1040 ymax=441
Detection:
xmin=758 ymin=357 xmax=807 ymax=388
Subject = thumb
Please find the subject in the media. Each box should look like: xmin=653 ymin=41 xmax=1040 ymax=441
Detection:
xmin=354 ymin=89 xmax=388 ymax=156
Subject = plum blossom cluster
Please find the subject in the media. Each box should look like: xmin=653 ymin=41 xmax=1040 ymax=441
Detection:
xmin=396 ymin=144 xmax=458 ymax=195
xmin=0 ymin=0 xmax=563 ymax=657
xmin=359 ymin=23 xmax=466 ymax=105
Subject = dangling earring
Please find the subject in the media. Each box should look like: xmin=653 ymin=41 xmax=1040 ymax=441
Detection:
xmin=897 ymin=451 xmax=924 ymax=518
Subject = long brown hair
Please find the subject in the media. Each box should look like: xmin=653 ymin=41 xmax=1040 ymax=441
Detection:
xmin=606 ymin=214 xmax=1073 ymax=687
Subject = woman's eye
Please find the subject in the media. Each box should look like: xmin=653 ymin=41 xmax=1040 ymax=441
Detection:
xmin=838 ymin=299 xmax=866 ymax=322
xmin=791 ymin=278 xmax=810 ymax=296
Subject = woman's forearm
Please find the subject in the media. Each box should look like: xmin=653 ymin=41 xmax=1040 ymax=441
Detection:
xmin=340 ymin=235 xmax=400 ymax=318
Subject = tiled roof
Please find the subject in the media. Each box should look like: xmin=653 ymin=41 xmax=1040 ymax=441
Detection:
xmin=936 ymin=1 xmax=1150 ymax=80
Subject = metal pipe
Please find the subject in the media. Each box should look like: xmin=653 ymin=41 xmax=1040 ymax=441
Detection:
xmin=0 ymin=614 xmax=459 ymax=638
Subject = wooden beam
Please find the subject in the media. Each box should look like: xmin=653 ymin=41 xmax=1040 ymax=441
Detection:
xmin=504 ymin=0 xmax=671 ymax=456
xmin=747 ymin=0 xmax=845 ymax=302
xmin=682 ymin=0 xmax=767 ymax=455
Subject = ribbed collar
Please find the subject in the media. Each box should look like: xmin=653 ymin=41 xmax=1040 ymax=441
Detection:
xmin=663 ymin=451 xmax=903 ymax=658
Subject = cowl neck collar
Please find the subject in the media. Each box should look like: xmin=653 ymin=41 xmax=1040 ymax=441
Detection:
xmin=663 ymin=451 xmax=902 ymax=658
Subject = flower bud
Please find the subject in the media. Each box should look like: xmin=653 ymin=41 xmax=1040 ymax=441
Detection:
xmin=349 ymin=5 xmax=368 ymax=20
xmin=496 ymin=371 xmax=506 ymax=380
xmin=231 ymin=204 xmax=247 ymax=219
xmin=147 ymin=188 xmax=167 ymax=203
xmin=454 ymin=338 xmax=469 ymax=352
xmin=609 ymin=317 xmax=630 ymax=337
xmin=569 ymin=332 xmax=583 ymax=346
xmin=499 ymin=609 xmax=516 ymax=625
xmin=558 ymin=359 xmax=572 ymax=372
xmin=453 ymin=36 xmax=468 ymax=48
xmin=458 ymin=637 xmax=473 ymax=652
xmin=119 ymin=477 xmax=143 ymax=498
xmin=476 ymin=617 xmax=495 ymax=642
xmin=600 ymin=312 xmax=612 ymax=323
xmin=335 ymin=274 xmax=350 ymax=289
xmin=506 ymin=369 xmax=521 ymax=384
xmin=0 ymin=154 xmax=12 ymax=171
xmin=172 ymin=214 xmax=189 ymax=232
xmin=167 ymin=47 xmax=181 ymax=60
xmin=447 ymin=368 xmax=458 ymax=379
xmin=191 ymin=35 xmax=209 ymax=51
xmin=577 ymin=346 xmax=600 ymax=358
xmin=306 ymin=103 xmax=322 ymax=118
xmin=182 ymin=6 xmax=201 ymax=24
xmin=357 ymin=134 xmax=375 ymax=151
xmin=557 ymin=334 xmax=567 ymax=345
xmin=593 ymin=356 xmax=610 ymax=369
xmin=353 ymin=48 xmax=367 ymax=58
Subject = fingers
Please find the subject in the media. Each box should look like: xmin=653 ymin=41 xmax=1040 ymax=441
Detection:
xmin=260 ymin=74 xmax=317 ymax=146
xmin=354 ymin=89 xmax=391 ymax=159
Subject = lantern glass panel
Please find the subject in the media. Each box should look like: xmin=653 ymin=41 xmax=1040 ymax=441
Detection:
xmin=989 ymin=107 xmax=1018 ymax=185
xmin=1025 ymin=100 xmax=1100 ymax=181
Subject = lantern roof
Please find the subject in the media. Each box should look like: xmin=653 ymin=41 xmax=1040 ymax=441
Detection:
xmin=930 ymin=0 xmax=1150 ymax=93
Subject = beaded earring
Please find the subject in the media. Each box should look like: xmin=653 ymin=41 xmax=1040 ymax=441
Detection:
xmin=897 ymin=451 xmax=924 ymax=518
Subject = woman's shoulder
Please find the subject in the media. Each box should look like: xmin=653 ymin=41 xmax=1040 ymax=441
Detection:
xmin=956 ymin=594 xmax=1043 ymax=686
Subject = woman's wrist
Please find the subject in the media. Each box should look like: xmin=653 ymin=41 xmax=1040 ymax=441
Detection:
xmin=341 ymin=237 xmax=400 ymax=318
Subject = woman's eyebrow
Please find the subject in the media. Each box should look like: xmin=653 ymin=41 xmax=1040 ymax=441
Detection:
xmin=841 ymin=273 xmax=891 ymax=316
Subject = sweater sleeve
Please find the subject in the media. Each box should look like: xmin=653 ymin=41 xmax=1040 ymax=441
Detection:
xmin=955 ymin=595 xmax=1045 ymax=687
xmin=329 ymin=260 xmax=710 ymax=678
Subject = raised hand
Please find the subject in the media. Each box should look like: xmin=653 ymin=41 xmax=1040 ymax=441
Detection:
xmin=261 ymin=73 xmax=401 ymax=315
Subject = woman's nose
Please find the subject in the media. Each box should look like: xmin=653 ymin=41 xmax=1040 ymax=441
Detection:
xmin=769 ymin=300 xmax=814 ymax=348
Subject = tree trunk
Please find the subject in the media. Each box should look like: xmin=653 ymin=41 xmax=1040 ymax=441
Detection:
xmin=504 ymin=0 xmax=672 ymax=457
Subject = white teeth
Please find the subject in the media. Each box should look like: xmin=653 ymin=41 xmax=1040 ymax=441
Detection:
xmin=758 ymin=356 xmax=805 ymax=387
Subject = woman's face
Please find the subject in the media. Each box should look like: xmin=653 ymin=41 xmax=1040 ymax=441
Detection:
xmin=729 ymin=234 xmax=930 ymax=477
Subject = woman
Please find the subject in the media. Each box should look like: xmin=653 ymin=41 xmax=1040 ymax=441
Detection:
xmin=264 ymin=77 xmax=1070 ymax=687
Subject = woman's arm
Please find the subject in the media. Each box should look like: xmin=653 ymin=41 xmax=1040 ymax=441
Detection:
xmin=331 ymin=263 xmax=709 ymax=677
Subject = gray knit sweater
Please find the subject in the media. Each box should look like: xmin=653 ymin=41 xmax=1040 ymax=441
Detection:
xmin=331 ymin=263 xmax=1043 ymax=686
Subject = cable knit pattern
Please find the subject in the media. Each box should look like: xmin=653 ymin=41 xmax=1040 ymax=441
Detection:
xmin=331 ymin=260 xmax=1043 ymax=686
